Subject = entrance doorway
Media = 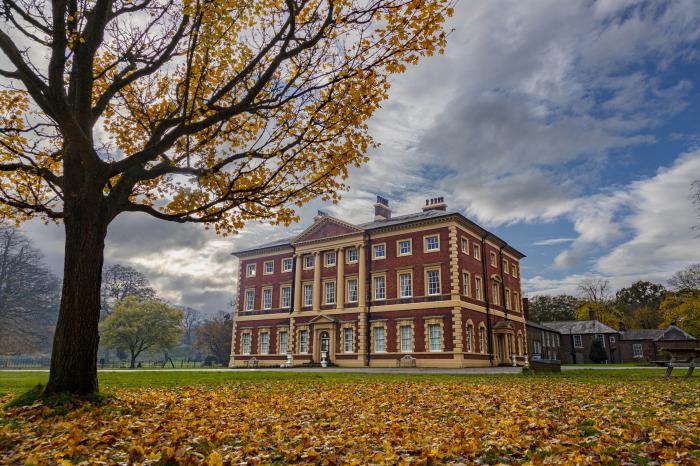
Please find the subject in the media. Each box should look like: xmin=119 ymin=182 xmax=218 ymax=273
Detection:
xmin=320 ymin=331 xmax=330 ymax=354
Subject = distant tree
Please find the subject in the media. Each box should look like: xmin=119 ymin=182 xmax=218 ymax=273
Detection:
xmin=101 ymin=265 xmax=157 ymax=316
xmin=0 ymin=225 xmax=60 ymax=354
xmin=195 ymin=312 xmax=233 ymax=366
xmin=577 ymin=278 xmax=612 ymax=304
xmin=668 ymin=263 xmax=700 ymax=292
xmin=660 ymin=290 xmax=700 ymax=338
xmin=100 ymin=297 xmax=183 ymax=368
xmin=181 ymin=307 xmax=203 ymax=346
xmin=575 ymin=301 xmax=623 ymax=330
xmin=614 ymin=281 xmax=666 ymax=329
xmin=589 ymin=338 xmax=607 ymax=364
xmin=527 ymin=295 xmax=579 ymax=322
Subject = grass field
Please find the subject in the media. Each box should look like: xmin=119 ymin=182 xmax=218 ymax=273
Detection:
xmin=0 ymin=367 xmax=695 ymax=395
xmin=1 ymin=370 xmax=698 ymax=464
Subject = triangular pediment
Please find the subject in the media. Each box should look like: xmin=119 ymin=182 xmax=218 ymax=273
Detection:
xmin=293 ymin=216 xmax=364 ymax=244
xmin=308 ymin=315 xmax=338 ymax=324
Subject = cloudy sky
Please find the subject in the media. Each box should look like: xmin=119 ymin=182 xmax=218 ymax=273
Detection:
xmin=22 ymin=0 xmax=700 ymax=312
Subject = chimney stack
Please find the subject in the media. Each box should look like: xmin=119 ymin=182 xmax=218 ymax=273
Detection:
xmin=422 ymin=196 xmax=447 ymax=212
xmin=374 ymin=195 xmax=391 ymax=221
xmin=314 ymin=209 xmax=329 ymax=221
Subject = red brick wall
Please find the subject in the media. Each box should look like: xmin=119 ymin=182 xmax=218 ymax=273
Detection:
xmin=238 ymin=251 xmax=294 ymax=313
xmin=370 ymin=226 xmax=451 ymax=304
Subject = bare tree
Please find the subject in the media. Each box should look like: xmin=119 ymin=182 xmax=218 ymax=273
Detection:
xmin=194 ymin=311 xmax=232 ymax=366
xmin=101 ymin=264 xmax=156 ymax=316
xmin=669 ymin=263 xmax=700 ymax=291
xmin=0 ymin=225 xmax=60 ymax=354
xmin=577 ymin=278 xmax=612 ymax=305
xmin=181 ymin=307 xmax=203 ymax=346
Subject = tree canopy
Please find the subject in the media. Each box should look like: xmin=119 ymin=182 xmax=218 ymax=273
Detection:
xmin=101 ymin=264 xmax=156 ymax=316
xmin=0 ymin=0 xmax=453 ymax=395
xmin=526 ymin=294 xmax=579 ymax=322
xmin=100 ymin=297 xmax=183 ymax=368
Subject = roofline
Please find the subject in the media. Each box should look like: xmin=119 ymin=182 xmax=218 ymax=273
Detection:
xmin=230 ymin=211 xmax=526 ymax=259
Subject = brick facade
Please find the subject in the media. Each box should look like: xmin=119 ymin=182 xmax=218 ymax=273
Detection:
xmin=230 ymin=198 xmax=527 ymax=368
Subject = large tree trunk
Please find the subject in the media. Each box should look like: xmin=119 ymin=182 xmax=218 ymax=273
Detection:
xmin=44 ymin=166 xmax=109 ymax=396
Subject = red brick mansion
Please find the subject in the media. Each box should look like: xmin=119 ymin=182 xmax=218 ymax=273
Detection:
xmin=229 ymin=197 xmax=526 ymax=368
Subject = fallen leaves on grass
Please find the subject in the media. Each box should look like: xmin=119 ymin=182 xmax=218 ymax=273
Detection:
xmin=1 ymin=379 xmax=699 ymax=464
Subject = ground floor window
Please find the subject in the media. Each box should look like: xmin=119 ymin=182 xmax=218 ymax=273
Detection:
xmin=428 ymin=324 xmax=442 ymax=352
xmin=343 ymin=328 xmax=353 ymax=352
xmin=573 ymin=334 xmax=583 ymax=348
xmin=374 ymin=327 xmax=386 ymax=352
xmin=479 ymin=325 xmax=487 ymax=353
xmin=400 ymin=325 xmax=412 ymax=352
xmin=260 ymin=332 xmax=269 ymax=354
xmin=466 ymin=324 xmax=474 ymax=352
xmin=279 ymin=331 xmax=288 ymax=354
xmin=299 ymin=330 xmax=309 ymax=353
xmin=242 ymin=333 xmax=251 ymax=354
xmin=633 ymin=343 xmax=643 ymax=358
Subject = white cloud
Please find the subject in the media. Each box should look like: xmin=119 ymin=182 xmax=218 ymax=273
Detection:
xmin=532 ymin=238 xmax=576 ymax=246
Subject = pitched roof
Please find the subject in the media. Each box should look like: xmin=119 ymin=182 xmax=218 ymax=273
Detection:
xmin=526 ymin=320 xmax=561 ymax=333
xmin=541 ymin=320 xmax=618 ymax=335
xmin=622 ymin=325 xmax=697 ymax=341
xmin=232 ymin=207 xmax=526 ymax=258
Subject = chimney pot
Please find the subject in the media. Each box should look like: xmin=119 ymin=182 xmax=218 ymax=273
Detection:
xmin=374 ymin=195 xmax=392 ymax=221
xmin=422 ymin=196 xmax=448 ymax=212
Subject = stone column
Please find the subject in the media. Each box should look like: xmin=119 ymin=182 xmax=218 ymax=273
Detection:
xmin=312 ymin=251 xmax=321 ymax=311
xmin=293 ymin=255 xmax=302 ymax=312
xmin=336 ymin=247 xmax=344 ymax=311
xmin=358 ymin=244 xmax=367 ymax=307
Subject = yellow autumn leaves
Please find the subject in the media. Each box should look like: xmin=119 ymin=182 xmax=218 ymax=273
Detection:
xmin=1 ymin=378 xmax=699 ymax=464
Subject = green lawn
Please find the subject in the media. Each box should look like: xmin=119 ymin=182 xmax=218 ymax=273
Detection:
xmin=1 ymin=368 xmax=696 ymax=397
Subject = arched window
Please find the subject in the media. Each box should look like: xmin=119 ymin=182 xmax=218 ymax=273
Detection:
xmin=466 ymin=323 xmax=474 ymax=352
xmin=479 ymin=324 xmax=487 ymax=354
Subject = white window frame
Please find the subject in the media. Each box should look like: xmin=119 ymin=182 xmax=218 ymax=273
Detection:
xmin=596 ymin=334 xmax=606 ymax=348
xmin=462 ymin=271 xmax=471 ymax=297
xmin=397 ymin=239 xmax=412 ymax=257
xmin=303 ymin=283 xmax=313 ymax=306
xmin=492 ymin=281 xmax=500 ymax=306
xmin=633 ymin=343 xmax=643 ymax=358
xmin=373 ymin=275 xmax=386 ymax=300
xmin=242 ymin=332 xmax=251 ymax=354
xmin=374 ymin=326 xmax=386 ymax=352
xmin=279 ymin=330 xmax=289 ymax=354
xmin=514 ymin=291 xmax=520 ymax=311
xmin=346 ymin=278 xmax=358 ymax=303
xmin=502 ymin=260 xmax=509 ymax=274
xmin=400 ymin=325 xmax=412 ymax=352
xmin=424 ymin=234 xmax=440 ymax=252
xmin=245 ymin=289 xmax=255 ymax=311
xmin=573 ymin=334 xmax=583 ymax=348
xmin=461 ymin=237 xmax=469 ymax=254
xmin=490 ymin=252 xmax=498 ymax=267
xmin=398 ymin=271 xmax=412 ymax=298
xmin=373 ymin=243 xmax=386 ymax=260
xmin=263 ymin=260 xmax=274 ymax=275
xmin=343 ymin=328 xmax=354 ymax=353
xmin=479 ymin=325 xmax=487 ymax=354
xmin=325 ymin=251 xmax=336 ymax=267
xmin=346 ymin=247 xmax=358 ymax=263
xmin=282 ymin=258 xmax=293 ymax=272
xmin=280 ymin=285 xmax=292 ymax=309
xmin=609 ymin=335 xmax=616 ymax=343
xmin=426 ymin=268 xmax=441 ymax=296
xmin=260 ymin=331 xmax=269 ymax=354
xmin=513 ymin=265 xmax=518 ymax=278
xmin=428 ymin=323 xmax=442 ymax=352
xmin=466 ymin=324 xmax=474 ymax=352
xmin=246 ymin=263 xmax=256 ymax=277
xmin=475 ymin=276 xmax=483 ymax=300
xmin=504 ymin=288 xmax=511 ymax=310
xmin=262 ymin=287 xmax=272 ymax=310
xmin=304 ymin=255 xmax=314 ymax=269
xmin=324 ymin=280 xmax=336 ymax=305
xmin=299 ymin=330 xmax=309 ymax=353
